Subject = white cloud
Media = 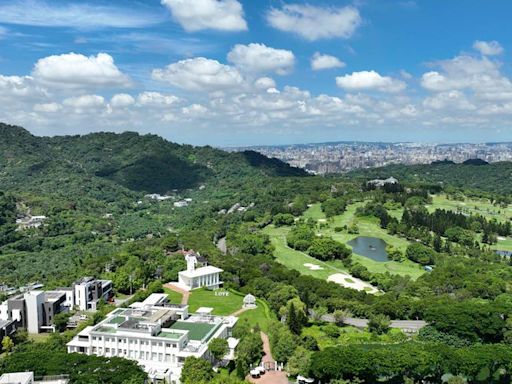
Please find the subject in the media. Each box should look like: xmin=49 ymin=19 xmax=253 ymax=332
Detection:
xmin=473 ymin=40 xmax=504 ymax=56
xmin=423 ymin=90 xmax=475 ymax=111
xmin=33 ymin=52 xmax=131 ymax=88
xmin=63 ymin=94 xmax=105 ymax=112
xmin=33 ymin=102 xmax=62 ymax=113
xmin=0 ymin=0 xmax=164 ymax=29
xmin=336 ymin=71 xmax=406 ymax=92
xmin=311 ymin=53 xmax=345 ymax=71
xmin=161 ymin=0 xmax=247 ymax=32
xmin=152 ymin=57 xmax=244 ymax=92
xmin=110 ymin=94 xmax=135 ymax=108
xmin=0 ymin=75 xmax=48 ymax=101
xmin=137 ymin=92 xmax=181 ymax=107
xmin=228 ymin=43 xmax=295 ymax=75
xmin=182 ymin=104 xmax=208 ymax=115
xmin=267 ymin=4 xmax=361 ymax=41
xmin=0 ymin=26 xmax=7 ymax=39
xmin=421 ymin=55 xmax=512 ymax=100
xmin=254 ymin=77 xmax=276 ymax=91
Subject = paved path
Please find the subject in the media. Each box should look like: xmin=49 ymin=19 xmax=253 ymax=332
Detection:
xmin=247 ymin=332 xmax=289 ymax=384
xmin=164 ymin=283 xmax=190 ymax=305
xmin=231 ymin=307 xmax=252 ymax=317
xmin=318 ymin=313 xmax=427 ymax=333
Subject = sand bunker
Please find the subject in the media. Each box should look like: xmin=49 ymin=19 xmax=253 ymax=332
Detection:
xmin=327 ymin=273 xmax=379 ymax=294
xmin=304 ymin=263 xmax=324 ymax=271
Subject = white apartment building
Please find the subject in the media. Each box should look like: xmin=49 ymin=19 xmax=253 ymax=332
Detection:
xmin=177 ymin=254 xmax=222 ymax=291
xmin=67 ymin=294 xmax=238 ymax=383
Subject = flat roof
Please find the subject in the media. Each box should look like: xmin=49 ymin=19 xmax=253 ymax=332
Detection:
xmin=0 ymin=372 xmax=33 ymax=383
xmin=169 ymin=321 xmax=220 ymax=342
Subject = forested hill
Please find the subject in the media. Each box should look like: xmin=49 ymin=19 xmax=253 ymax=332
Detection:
xmin=0 ymin=123 xmax=305 ymax=196
xmin=348 ymin=161 xmax=512 ymax=195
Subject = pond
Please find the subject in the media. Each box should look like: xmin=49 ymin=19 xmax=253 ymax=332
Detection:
xmin=347 ymin=236 xmax=389 ymax=262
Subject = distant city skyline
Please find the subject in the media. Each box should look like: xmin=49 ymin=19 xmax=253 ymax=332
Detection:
xmin=239 ymin=141 xmax=512 ymax=174
xmin=1 ymin=1 xmax=512 ymax=145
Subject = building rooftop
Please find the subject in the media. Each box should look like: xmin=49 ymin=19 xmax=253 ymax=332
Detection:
xmin=0 ymin=372 xmax=33 ymax=384
xmin=169 ymin=321 xmax=220 ymax=342
xmin=178 ymin=266 xmax=223 ymax=279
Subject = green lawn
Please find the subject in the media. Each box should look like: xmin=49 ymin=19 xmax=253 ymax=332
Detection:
xmin=237 ymin=298 xmax=275 ymax=332
xmin=427 ymin=194 xmax=512 ymax=222
xmin=187 ymin=288 xmax=244 ymax=316
xmin=163 ymin=287 xmax=183 ymax=304
xmin=264 ymin=203 xmax=424 ymax=280
xmin=303 ymin=203 xmax=326 ymax=221
xmin=427 ymin=194 xmax=512 ymax=252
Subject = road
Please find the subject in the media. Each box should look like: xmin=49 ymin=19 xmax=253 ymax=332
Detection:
xmin=316 ymin=312 xmax=427 ymax=333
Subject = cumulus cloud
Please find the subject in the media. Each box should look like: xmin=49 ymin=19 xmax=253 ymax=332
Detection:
xmin=63 ymin=94 xmax=105 ymax=112
xmin=228 ymin=43 xmax=295 ymax=75
xmin=336 ymin=71 xmax=406 ymax=93
xmin=473 ymin=40 xmax=504 ymax=56
xmin=137 ymin=91 xmax=181 ymax=107
xmin=311 ymin=53 xmax=345 ymax=71
xmin=33 ymin=102 xmax=62 ymax=113
xmin=423 ymin=90 xmax=475 ymax=110
xmin=161 ymin=0 xmax=247 ymax=32
xmin=152 ymin=57 xmax=244 ymax=92
xmin=267 ymin=4 xmax=361 ymax=41
xmin=421 ymin=55 xmax=512 ymax=100
xmin=32 ymin=52 xmax=131 ymax=88
xmin=254 ymin=77 xmax=277 ymax=91
xmin=0 ymin=0 xmax=164 ymax=29
xmin=110 ymin=94 xmax=135 ymax=108
xmin=0 ymin=75 xmax=47 ymax=99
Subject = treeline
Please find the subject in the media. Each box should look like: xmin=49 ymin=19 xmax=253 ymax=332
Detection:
xmin=310 ymin=342 xmax=512 ymax=383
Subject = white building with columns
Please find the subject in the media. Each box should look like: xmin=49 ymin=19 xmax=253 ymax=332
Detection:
xmin=177 ymin=254 xmax=223 ymax=291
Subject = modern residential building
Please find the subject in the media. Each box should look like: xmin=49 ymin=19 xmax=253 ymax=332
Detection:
xmin=0 ymin=277 xmax=112 ymax=334
xmin=66 ymin=293 xmax=238 ymax=383
xmin=74 ymin=277 xmax=113 ymax=311
xmin=177 ymin=254 xmax=223 ymax=291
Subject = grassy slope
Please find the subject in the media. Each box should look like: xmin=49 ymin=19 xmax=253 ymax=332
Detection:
xmin=265 ymin=203 xmax=424 ymax=280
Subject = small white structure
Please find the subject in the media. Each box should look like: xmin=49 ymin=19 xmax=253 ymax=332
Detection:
xmin=174 ymin=201 xmax=189 ymax=208
xmin=177 ymin=254 xmax=222 ymax=291
xmin=0 ymin=372 xmax=34 ymax=384
xmin=243 ymin=294 xmax=257 ymax=309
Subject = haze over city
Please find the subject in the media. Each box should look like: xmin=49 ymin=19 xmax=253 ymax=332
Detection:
xmin=0 ymin=0 xmax=512 ymax=145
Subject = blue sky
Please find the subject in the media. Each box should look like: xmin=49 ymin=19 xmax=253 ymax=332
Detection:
xmin=0 ymin=0 xmax=511 ymax=146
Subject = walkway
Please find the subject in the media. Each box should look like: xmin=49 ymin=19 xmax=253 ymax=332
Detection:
xmin=247 ymin=332 xmax=289 ymax=384
xmin=315 ymin=311 xmax=427 ymax=333
xmin=230 ymin=307 xmax=252 ymax=317
xmin=164 ymin=283 xmax=190 ymax=305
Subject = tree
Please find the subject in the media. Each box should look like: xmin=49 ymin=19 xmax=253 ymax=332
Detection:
xmin=209 ymin=338 xmax=229 ymax=362
xmin=312 ymin=306 xmax=328 ymax=322
xmin=235 ymin=333 xmax=263 ymax=378
xmin=273 ymin=213 xmax=295 ymax=227
xmin=405 ymin=243 xmax=436 ymax=265
xmin=333 ymin=309 xmax=352 ymax=326
xmin=308 ymin=238 xmax=351 ymax=261
xmin=2 ymin=335 xmax=14 ymax=353
xmin=286 ymin=346 xmax=312 ymax=376
xmin=53 ymin=312 xmax=71 ymax=332
xmin=368 ymin=314 xmax=391 ymax=335
xmin=180 ymin=357 xmax=214 ymax=384
xmin=287 ymin=302 xmax=302 ymax=335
